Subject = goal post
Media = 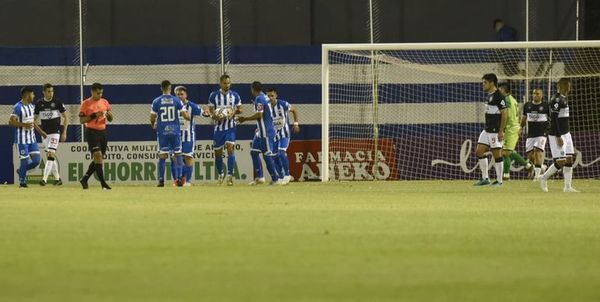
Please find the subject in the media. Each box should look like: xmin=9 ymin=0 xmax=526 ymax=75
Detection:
xmin=321 ymin=41 xmax=600 ymax=182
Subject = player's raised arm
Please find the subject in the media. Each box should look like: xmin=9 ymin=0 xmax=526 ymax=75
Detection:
xmin=290 ymin=105 xmax=300 ymax=133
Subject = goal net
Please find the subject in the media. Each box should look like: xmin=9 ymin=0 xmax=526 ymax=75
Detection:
xmin=321 ymin=41 xmax=600 ymax=181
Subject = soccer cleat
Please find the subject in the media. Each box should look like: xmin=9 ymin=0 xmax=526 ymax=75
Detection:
xmin=101 ymin=183 xmax=112 ymax=190
xmin=525 ymin=163 xmax=534 ymax=179
xmin=183 ymin=182 xmax=191 ymax=187
xmin=53 ymin=179 xmax=63 ymax=186
xmin=216 ymin=174 xmax=225 ymax=185
xmin=563 ymin=187 xmax=580 ymax=193
xmin=226 ymin=175 xmax=233 ymax=186
xmin=157 ymin=181 xmax=165 ymax=187
xmin=19 ymin=183 xmax=28 ymax=188
xmin=491 ymin=180 xmax=503 ymax=186
xmin=282 ymin=175 xmax=291 ymax=185
xmin=39 ymin=179 xmax=47 ymax=186
xmin=533 ymin=176 xmax=541 ymax=182
xmin=502 ymin=173 xmax=510 ymax=181
xmin=473 ymin=178 xmax=491 ymax=186
xmin=248 ymin=177 xmax=266 ymax=186
xmin=540 ymin=177 xmax=548 ymax=192
xmin=269 ymin=179 xmax=284 ymax=186
xmin=175 ymin=179 xmax=183 ymax=187
xmin=80 ymin=178 xmax=89 ymax=190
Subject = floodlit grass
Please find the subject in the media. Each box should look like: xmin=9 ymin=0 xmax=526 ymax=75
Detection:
xmin=1 ymin=180 xmax=599 ymax=302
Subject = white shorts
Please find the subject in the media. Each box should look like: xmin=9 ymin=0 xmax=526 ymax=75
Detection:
xmin=43 ymin=133 xmax=60 ymax=152
xmin=525 ymin=136 xmax=547 ymax=153
xmin=548 ymin=133 xmax=574 ymax=159
xmin=477 ymin=130 xmax=503 ymax=149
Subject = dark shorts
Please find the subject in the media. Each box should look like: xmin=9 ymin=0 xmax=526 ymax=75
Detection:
xmin=85 ymin=128 xmax=108 ymax=155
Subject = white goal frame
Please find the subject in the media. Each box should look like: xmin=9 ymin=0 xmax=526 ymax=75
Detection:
xmin=321 ymin=40 xmax=600 ymax=182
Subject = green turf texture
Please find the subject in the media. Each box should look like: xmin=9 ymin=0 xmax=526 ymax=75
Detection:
xmin=1 ymin=180 xmax=600 ymax=302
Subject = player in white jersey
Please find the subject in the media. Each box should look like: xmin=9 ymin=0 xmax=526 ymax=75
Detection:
xmin=34 ymin=83 xmax=69 ymax=186
xmin=9 ymin=87 xmax=41 ymax=188
xmin=267 ymin=88 xmax=299 ymax=185
xmin=207 ymin=74 xmax=242 ymax=186
xmin=174 ymin=85 xmax=206 ymax=186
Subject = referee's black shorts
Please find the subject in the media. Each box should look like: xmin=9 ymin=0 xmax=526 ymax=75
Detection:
xmin=85 ymin=128 xmax=108 ymax=155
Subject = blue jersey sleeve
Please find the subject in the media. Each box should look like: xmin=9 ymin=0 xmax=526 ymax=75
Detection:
xmin=12 ymin=104 xmax=21 ymax=117
xmin=174 ymin=97 xmax=184 ymax=110
xmin=189 ymin=102 xmax=202 ymax=116
xmin=151 ymin=99 xmax=159 ymax=113
xmin=234 ymin=92 xmax=242 ymax=107
xmin=208 ymin=92 xmax=216 ymax=107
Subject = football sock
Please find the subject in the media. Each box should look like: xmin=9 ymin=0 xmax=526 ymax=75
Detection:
xmin=273 ymin=154 xmax=284 ymax=179
xmin=174 ymin=155 xmax=183 ymax=179
xmin=170 ymin=157 xmax=177 ymax=179
xmin=563 ymin=165 xmax=573 ymax=188
xmin=184 ymin=164 xmax=193 ymax=182
xmin=534 ymin=165 xmax=542 ymax=178
xmin=478 ymin=156 xmax=489 ymax=179
xmin=83 ymin=162 xmax=96 ymax=181
xmin=278 ymin=150 xmax=290 ymax=176
xmin=19 ymin=158 xmax=28 ymax=184
xmin=510 ymin=152 xmax=528 ymax=166
xmin=95 ymin=163 xmax=107 ymax=185
xmin=215 ymin=155 xmax=224 ymax=176
xmin=158 ymin=158 xmax=166 ymax=182
xmin=541 ymin=163 xmax=559 ymax=180
xmin=227 ymin=154 xmax=236 ymax=176
xmin=494 ymin=157 xmax=503 ymax=183
xmin=503 ymin=155 xmax=512 ymax=174
xmin=43 ymin=158 xmax=54 ymax=182
xmin=263 ymin=154 xmax=279 ymax=181
xmin=51 ymin=158 xmax=60 ymax=180
xmin=251 ymin=151 xmax=263 ymax=178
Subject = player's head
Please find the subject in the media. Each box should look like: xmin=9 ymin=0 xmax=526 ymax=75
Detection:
xmin=493 ymin=18 xmax=504 ymax=32
xmin=498 ymin=83 xmax=511 ymax=96
xmin=42 ymin=83 xmax=54 ymax=100
xmin=161 ymin=80 xmax=172 ymax=94
xmin=174 ymin=85 xmax=188 ymax=102
xmin=532 ymin=88 xmax=544 ymax=103
xmin=220 ymin=74 xmax=231 ymax=92
xmin=20 ymin=86 xmax=35 ymax=103
xmin=267 ymin=88 xmax=278 ymax=102
xmin=251 ymin=81 xmax=263 ymax=97
xmin=558 ymin=78 xmax=571 ymax=95
xmin=91 ymin=83 xmax=103 ymax=100
xmin=482 ymin=73 xmax=498 ymax=92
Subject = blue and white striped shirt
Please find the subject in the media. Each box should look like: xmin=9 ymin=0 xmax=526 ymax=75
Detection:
xmin=271 ymin=99 xmax=291 ymax=140
xmin=208 ymin=89 xmax=241 ymax=132
xmin=254 ymin=93 xmax=276 ymax=138
xmin=180 ymin=101 xmax=202 ymax=142
xmin=12 ymin=101 xmax=36 ymax=144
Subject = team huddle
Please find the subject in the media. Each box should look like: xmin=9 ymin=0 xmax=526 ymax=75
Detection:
xmin=475 ymin=73 xmax=578 ymax=192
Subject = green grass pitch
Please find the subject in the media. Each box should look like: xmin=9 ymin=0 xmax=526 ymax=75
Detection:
xmin=1 ymin=180 xmax=600 ymax=302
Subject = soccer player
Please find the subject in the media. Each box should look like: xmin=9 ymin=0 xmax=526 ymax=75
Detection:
xmin=540 ymin=78 xmax=578 ymax=192
xmin=474 ymin=73 xmax=507 ymax=186
xmin=267 ymin=88 xmax=300 ymax=185
xmin=9 ymin=87 xmax=41 ymax=188
xmin=237 ymin=81 xmax=281 ymax=185
xmin=520 ymin=88 xmax=550 ymax=181
xmin=207 ymin=74 xmax=242 ymax=186
xmin=34 ymin=83 xmax=68 ymax=186
xmin=151 ymin=80 xmax=189 ymax=187
xmin=78 ymin=83 xmax=113 ymax=190
xmin=174 ymin=85 xmax=204 ymax=186
xmin=498 ymin=83 xmax=532 ymax=180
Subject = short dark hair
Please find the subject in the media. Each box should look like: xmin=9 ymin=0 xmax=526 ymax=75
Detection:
xmin=220 ymin=74 xmax=230 ymax=82
xmin=174 ymin=85 xmax=187 ymax=93
xmin=251 ymin=81 xmax=263 ymax=92
xmin=42 ymin=83 xmax=53 ymax=91
xmin=558 ymin=77 xmax=571 ymax=86
xmin=91 ymin=82 xmax=103 ymax=91
xmin=161 ymin=80 xmax=171 ymax=90
xmin=20 ymin=86 xmax=34 ymax=96
xmin=266 ymin=88 xmax=277 ymax=93
xmin=493 ymin=18 xmax=503 ymax=27
xmin=482 ymin=73 xmax=498 ymax=86
xmin=498 ymin=82 xmax=511 ymax=93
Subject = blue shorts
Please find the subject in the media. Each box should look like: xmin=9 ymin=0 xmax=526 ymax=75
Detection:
xmin=275 ymin=137 xmax=290 ymax=151
xmin=213 ymin=129 xmax=236 ymax=149
xmin=182 ymin=140 xmax=195 ymax=157
xmin=158 ymin=133 xmax=182 ymax=154
xmin=251 ymin=136 xmax=277 ymax=156
xmin=17 ymin=143 xmax=40 ymax=159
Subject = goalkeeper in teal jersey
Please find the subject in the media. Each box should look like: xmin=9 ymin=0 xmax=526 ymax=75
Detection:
xmin=498 ymin=83 xmax=532 ymax=180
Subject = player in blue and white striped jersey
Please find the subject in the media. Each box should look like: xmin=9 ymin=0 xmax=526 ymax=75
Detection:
xmin=174 ymin=85 xmax=206 ymax=186
xmin=237 ymin=81 xmax=281 ymax=184
xmin=267 ymin=88 xmax=299 ymax=185
xmin=207 ymin=74 xmax=242 ymax=186
xmin=9 ymin=87 xmax=41 ymax=188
